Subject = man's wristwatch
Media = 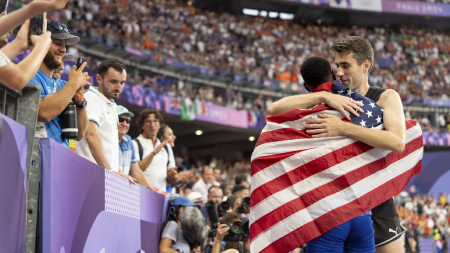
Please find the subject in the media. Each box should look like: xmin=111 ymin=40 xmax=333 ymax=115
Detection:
xmin=75 ymin=99 xmax=87 ymax=109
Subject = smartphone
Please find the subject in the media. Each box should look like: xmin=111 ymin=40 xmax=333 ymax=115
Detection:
xmin=76 ymin=57 xmax=90 ymax=91
xmin=0 ymin=0 xmax=9 ymax=13
xmin=76 ymin=56 xmax=86 ymax=70
xmin=28 ymin=13 xmax=47 ymax=46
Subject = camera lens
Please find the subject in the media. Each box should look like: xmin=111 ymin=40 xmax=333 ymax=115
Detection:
xmin=229 ymin=221 xmax=243 ymax=235
xmin=242 ymin=197 xmax=251 ymax=207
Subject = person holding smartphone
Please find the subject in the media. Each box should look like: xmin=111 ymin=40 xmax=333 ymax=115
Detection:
xmin=29 ymin=21 xmax=89 ymax=148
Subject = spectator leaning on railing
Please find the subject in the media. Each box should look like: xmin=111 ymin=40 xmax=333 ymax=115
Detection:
xmin=116 ymin=105 xmax=153 ymax=188
xmin=30 ymin=21 xmax=89 ymax=148
xmin=133 ymin=109 xmax=178 ymax=191
xmin=75 ymin=58 xmax=135 ymax=183
xmin=0 ymin=0 xmax=71 ymax=90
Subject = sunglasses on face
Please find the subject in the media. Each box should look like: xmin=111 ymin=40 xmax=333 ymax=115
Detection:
xmin=48 ymin=21 xmax=69 ymax=34
xmin=119 ymin=117 xmax=131 ymax=124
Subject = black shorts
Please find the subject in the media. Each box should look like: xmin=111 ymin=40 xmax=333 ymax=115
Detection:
xmin=371 ymin=198 xmax=404 ymax=247
xmin=372 ymin=215 xmax=405 ymax=247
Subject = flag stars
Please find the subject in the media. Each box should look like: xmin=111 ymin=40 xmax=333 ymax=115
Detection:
xmin=358 ymin=101 xmax=364 ymax=106
xmin=360 ymin=120 xmax=366 ymax=127
xmin=346 ymin=89 xmax=353 ymax=96
xmin=366 ymin=111 xmax=373 ymax=118
xmin=337 ymin=89 xmax=344 ymax=95
xmin=369 ymin=102 xmax=376 ymax=108
xmin=376 ymin=115 xmax=382 ymax=123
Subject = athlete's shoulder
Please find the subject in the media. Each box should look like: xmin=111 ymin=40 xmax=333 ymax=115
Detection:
xmin=378 ymin=89 xmax=403 ymax=109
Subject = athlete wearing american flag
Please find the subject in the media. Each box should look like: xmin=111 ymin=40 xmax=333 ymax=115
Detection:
xmin=257 ymin=37 xmax=422 ymax=253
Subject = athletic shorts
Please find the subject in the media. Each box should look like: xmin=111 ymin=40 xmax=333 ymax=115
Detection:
xmin=372 ymin=215 xmax=405 ymax=247
xmin=371 ymin=198 xmax=404 ymax=247
xmin=306 ymin=216 xmax=375 ymax=253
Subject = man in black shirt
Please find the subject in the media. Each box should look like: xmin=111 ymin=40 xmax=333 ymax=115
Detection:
xmin=268 ymin=36 xmax=407 ymax=253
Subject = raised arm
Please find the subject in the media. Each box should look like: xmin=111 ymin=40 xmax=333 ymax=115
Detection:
xmin=268 ymin=91 xmax=363 ymax=120
xmin=0 ymin=31 xmax=51 ymax=90
xmin=0 ymin=0 xmax=70 ymax=37
xmin=305 ymin=90 xmax=406 ymax=153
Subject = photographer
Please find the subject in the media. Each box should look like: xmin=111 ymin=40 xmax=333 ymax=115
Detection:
xmin=208 ymin=212 xmax=250 ymax=253
xmin=30 ymin=21 xmax=89 ymax=148
xmin=0 ymin=0 xmax=71 ymax=90
xmin=160 ymin=196 xmax=207 ymax=253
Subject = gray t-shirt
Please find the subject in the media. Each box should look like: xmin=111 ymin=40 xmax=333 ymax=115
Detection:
xmin=161 ymin=221 xmax=190 ymax=253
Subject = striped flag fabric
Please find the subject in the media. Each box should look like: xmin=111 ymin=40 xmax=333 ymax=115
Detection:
xmin=249 ymin=81 xmax=423 ymax=253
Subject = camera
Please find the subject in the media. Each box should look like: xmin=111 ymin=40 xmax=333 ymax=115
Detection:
xmin=243 ymin=220 xmax=249 ymax=239
xmin=223 ymin=221 xmax=244 ymax=242
xmin=218 ymin=201 xmax=230 ymax=217
xmin=237 ymin=197 xmax=250 ymax=214
xmin=205 ymin=201 xmax=219 ymax=238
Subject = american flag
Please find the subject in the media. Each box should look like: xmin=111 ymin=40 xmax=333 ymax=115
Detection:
xmin=249 ymin=81 xmax=423 ymax=253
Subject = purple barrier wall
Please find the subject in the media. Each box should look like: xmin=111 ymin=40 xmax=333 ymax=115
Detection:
xmin=0 ymin=114 xmax=27 ymax=252
xmin=406 ymin=150 xmax=450 ymax=195
xmin=39 ymin=138 xmax=169 ymax=253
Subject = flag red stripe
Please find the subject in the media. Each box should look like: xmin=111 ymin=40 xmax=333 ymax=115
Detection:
xmin=250 ymin=136 xmax=423 ymax=241
xmin=251 ymin=141 xmax=375 ymax=207
xmin=256 ymin=128 xmax=314 ymax=148
xmin=256 ymin=161 xmax=422 ymax=253
xmin=252 ymin=122 xmax=416 ymax=178
xmin=251 ymin=150 xmax=305 ymax=176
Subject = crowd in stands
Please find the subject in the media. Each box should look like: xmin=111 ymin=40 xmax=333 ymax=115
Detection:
xmin=397 ymin=192 xmax=450 ymax=252
xmin=58 ymin=0 xmax=450 ymax=102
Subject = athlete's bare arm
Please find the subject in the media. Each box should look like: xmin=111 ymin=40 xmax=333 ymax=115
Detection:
xmin=268 ymin=92 xmax=363 ymax=120
xmin=304 ymin=89 xmax=406 ymax=153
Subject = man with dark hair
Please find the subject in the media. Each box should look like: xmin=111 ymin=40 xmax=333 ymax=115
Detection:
xmin=232 ymin=185 xmax=249 ymax=200
xmin=76 ymin=58 xmax=135 ymax=183
xmin=132 ymin=108 xmax=177 ymax=191
xmin=31 ymin=21 xmax=89 ymax=148
xmin=299 ymin=56 xmax=375 ymax=253
xmin=235 ymin=174 xmax=249 ymax=188
xmin=268 ymin=36 xmax=407 ymax=253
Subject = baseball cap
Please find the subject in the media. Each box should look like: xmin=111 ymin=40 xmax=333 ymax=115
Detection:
xmin=173 ymin=196 xmax=201 ymax=209
xmin=62 ymin=53 xmax=74 ymax=61
xmin=187 ymin=192 xmax=203 ymax=203
xmin=47 ymin=21 xmax=80 ymax=43
xmin=116 ymin=105 xmax=135 ymax=117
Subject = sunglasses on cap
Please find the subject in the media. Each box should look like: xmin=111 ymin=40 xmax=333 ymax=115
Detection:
xmin=48 ymin=20 xmax=69 ymax=34
xmin=119 ymin=117 xmax=131 ymax=124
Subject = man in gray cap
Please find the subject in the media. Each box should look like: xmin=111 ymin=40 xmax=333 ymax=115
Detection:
xmin=117 ymin=105 xmax=154 ymax=188
xmin=30 ymin=21 xmax=90 ymax=148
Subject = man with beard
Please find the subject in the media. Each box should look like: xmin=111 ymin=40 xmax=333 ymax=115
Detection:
xmin=76 ymin=58 xmax=136 ymax=183
xmin=31 ymin=21 xmax=89 ymax=148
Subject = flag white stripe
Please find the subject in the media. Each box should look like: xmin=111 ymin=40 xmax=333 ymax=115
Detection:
xmin=250 ymin=147 xmax=423 ymax=253
xmin=251 ymin=136 xmax=348 ymax=162
xmin=251 ymin=123 xmax=385 ymax=191
xmin=251 ymin=137 xmax=356 ymax=191
xmin=261 ymin=110 xmax=344 ymax=134
xmin=250 ymin=124 xmax=422 ymax=224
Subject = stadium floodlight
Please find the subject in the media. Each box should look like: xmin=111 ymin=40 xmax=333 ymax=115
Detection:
xmin=268 ymin=12 xmax=278 ymax=18
xmin=196 ymin=130 xmax=203 ymax=135
xmin=243 ymin=8 xmax=259 ymax=16
xmin=279 ymin=13 xmax=294 ymax=20
xmin=260 ymin=10 xmax=267 ymax=17
xmin=249 ymin=136 xmax=255 ymax=142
